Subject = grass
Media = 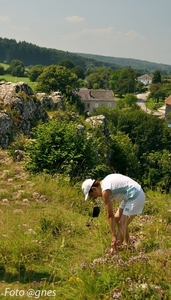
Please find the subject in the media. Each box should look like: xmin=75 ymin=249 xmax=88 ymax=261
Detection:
xmin=0 ymin=149 xmax=171 ymax=299
xmin=0 ymin=74 xmax=37 ymax=92
xmin=0 ymin=63 xmax=9 ymax=70
xmin=146 ymin=98 xmax=165 ymax=111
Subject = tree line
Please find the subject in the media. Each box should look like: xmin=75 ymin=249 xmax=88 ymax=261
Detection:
xmin=1 ymin=37 xmax=171 ymax=74
xmin=0 ymin=37 xmax=117 ymax=71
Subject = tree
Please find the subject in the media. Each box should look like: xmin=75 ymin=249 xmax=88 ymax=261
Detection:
xmin=58 ymin=59 xmax=75 ymax=69
xmin=109 ymin=68 xmax=136 ymax=97
xmin=86 ymin=67 xmax=111 ymax=89
xmin=149 ymin=83 xmax=165 ymax=101
xmin=152 ymin=70 xmax=161 ymax=84
xmin=7 ymin=59 xmax=25 ymax=77
xmin=135 ymin=81 xmax=146 ymax=93
xmin=123 ymin=93 xmax=137 ymax=108
xmin=25 ymin=117 xmax=101 ymax=181
xmin=72 ymin=66 xmax=85 ymax=79
xmin=142 ymin=150 xmax=171 ymax=192
xmin=36 ymin=65 xmax=79 ymax=94
xmin=0 ymin=65 xmax=4 ymax=75
xmin=109 ymin=131 xmax=140 ymax=178
xmin=28 ymin=65 xmax=44 ymax=82
xmin=36 ymin=65 xmax=84 ymax=113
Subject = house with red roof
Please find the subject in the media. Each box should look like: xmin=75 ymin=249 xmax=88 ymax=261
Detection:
xmin=165 ymin=95 xmax=171 ymax=116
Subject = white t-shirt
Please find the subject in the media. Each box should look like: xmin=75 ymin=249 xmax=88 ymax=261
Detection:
xmin=101 ymin=174 xmax=141 ymax=201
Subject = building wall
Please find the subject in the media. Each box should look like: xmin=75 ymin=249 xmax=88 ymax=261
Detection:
xmin=165 ymin=104 xmax=171 ymax=116
xmin=83 ymin=99 xmax=116 ymax=113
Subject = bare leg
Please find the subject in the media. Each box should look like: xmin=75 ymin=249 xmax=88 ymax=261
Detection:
xmin=117 ymin=215 xmax=136 ymax=245
xmin=114 ymin=207 xmax=123 ymax=225
xmin=114 ymin=208 xmax=123 ymax=245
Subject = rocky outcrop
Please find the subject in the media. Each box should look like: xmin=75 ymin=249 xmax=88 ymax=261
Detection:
xmin=0 ymin=112 xmax=13 ymax=149
xmin=0 ymin=81 xmax=50 ymax=149
xmin=36 ymin=91 xmax=65 ymax=111
xmin=85 ymin=114 xmax=106 ymax=127
xmin=86 ymin=114 xmax=110 ymax=138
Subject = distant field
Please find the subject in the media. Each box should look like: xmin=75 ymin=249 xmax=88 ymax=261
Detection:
xmin=0 ymin=74 xmax=37 ymax=91
xmin=0 ymin=62 xmax=9 ymax=70
xmin=0 ymin=63 xmax=36 ymax=91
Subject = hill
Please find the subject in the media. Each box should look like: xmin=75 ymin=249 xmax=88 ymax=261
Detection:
xmin=0 ymin=37 xmax=118 ymax=71
xmin=0 ymin=148 xmax=171 ymax=298
xmin=76 ymin=52 xmax=171 ymax=73
xmin=1 ymin=37 xmax=171 ymax=73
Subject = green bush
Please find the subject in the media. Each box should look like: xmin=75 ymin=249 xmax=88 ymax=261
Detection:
xmin=25 ymin=118 xmax=101 ymax=181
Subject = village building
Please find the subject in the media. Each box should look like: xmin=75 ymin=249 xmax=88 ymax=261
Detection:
xmin=165 ymin=95 xmax=171 ymax=117
xmin=76 ymin=88 xmax=116 ymax=114
xmin=137 ymin=74 xmax=153 ymax=86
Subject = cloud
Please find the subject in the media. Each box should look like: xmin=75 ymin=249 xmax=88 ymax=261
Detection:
xmin=0 ymin=15 xmax=10 ymax=22
xmin=125 ymin=30 xmax=145 ymax=39
xmin=65 ymin=15 xmax=85 ymax=23
xmin=55 ymin=25 xmax=171 ymax=64
xmin=81 ymin=27 xmax=146 ymax=41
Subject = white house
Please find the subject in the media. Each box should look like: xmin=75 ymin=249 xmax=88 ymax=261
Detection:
xmin=137 ymin=74 xmax=153 ymax=86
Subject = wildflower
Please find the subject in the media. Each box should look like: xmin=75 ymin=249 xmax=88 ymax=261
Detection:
xmin=68 ymin=277 xmax=74 ymax=282
xmin=71 ymin=268 xmax=77 ymax=274
xmin=112 ymin=289 xmax=122 ymax=299
xmin=28 ymin=229 xmax=37 ymax=235
xmin=80 ymin=262 xmax=87 ymax=269
xmin=125 ymin=277 xmax=132 ymax=283
xmin=140 ymin=283 xmax=148 ymax=290
xmin=117 ymin=259 xmax=125 ymax=266
xmin=76 ymin=277 xmax=83 ymax=283
xmin=111 ymin=254 xmax=119 ymax=260
xmin=2 ymin=234 xmax=7 ymax=238
xmin=105 ymin=247 xmax=111 ymax=254
xmin=89 ymin=263 xmax=95 ymax=269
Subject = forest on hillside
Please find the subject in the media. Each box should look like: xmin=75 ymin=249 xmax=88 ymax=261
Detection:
xmin=77 ymin=53 xmax=171 ymax=74
xmin=0 ymin=37 xmax=118 ymax=71
xmin=1 ymin=37 xmax=171 ymax=74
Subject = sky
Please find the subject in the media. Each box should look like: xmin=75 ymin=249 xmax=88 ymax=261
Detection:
xmin=0 ymin=0 xmax=171 ymax=65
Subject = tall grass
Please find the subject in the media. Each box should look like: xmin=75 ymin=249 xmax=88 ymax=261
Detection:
xmin=0 ymin=150 xmax=171 ymax=299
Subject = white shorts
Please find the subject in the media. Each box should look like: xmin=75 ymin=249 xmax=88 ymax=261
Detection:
xmin=119 ymin=188 xmax=145 ymax=216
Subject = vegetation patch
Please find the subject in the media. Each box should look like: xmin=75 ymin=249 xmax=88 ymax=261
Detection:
xmin=0 ymin=150 xmax=171 ymax=299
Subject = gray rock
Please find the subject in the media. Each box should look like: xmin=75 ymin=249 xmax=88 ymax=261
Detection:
xmin=36 ymin=91 xmax=65 ymax=111
xmin=0 ymin=81 xmax=48 ymax=148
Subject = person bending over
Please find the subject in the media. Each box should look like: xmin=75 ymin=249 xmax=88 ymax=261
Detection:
xmin=82 ymin=173 xmax=145 ymax=253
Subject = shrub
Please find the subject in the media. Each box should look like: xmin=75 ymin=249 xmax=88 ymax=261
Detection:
xmin=25 ymin=118 xmax=101 ymax=181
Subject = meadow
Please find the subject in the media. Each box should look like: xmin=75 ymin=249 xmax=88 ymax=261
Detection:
xmin=0 ymin=63 xmax=36 ymax=91
xmin=0 ymin=74 xmax=36 ymax=92
xmin=0 ymin=149 xmax=171 ymax=300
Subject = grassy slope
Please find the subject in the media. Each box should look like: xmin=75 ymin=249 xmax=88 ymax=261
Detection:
xmin=0 ymin=74 xmax=37 ymax=92
xmin=0 ymin=64 xmax=36 ymax=91
xmin=0 ymin=150 xmax=171 ymax=299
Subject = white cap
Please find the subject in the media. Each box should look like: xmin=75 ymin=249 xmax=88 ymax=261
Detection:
xmin=82 ymin=179 xmax=95 ymax=201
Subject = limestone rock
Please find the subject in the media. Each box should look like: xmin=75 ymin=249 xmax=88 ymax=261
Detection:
xmin=0 ymin=81 xmax=48 ymax=148
xmin=36 ymin=91 xmax=65 ymax=110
